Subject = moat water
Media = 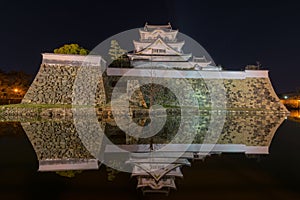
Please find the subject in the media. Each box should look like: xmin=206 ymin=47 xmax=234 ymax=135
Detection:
xmin=0 ymin=111 xmax=300 ymax=199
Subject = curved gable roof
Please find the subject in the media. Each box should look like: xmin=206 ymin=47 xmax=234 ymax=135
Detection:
xmin=136 ymin=38 xmax=181 ymax=55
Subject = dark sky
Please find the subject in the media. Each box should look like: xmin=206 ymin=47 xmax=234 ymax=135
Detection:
xmin=0 ymin=0 xmax=299 ymax=93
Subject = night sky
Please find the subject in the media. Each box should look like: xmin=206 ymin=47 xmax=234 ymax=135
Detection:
xmin=0 ymin=0 xmax=299 ymax=93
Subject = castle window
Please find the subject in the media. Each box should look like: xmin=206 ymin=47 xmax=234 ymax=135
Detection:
xmin=152 ymin=49 xmax=166 ymax=54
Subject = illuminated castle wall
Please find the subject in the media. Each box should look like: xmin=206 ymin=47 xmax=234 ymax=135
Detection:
xmin=19 ymin=53 xmax=288 ymax=113
xmin=22 ymin=53 xmax=106 ymax=107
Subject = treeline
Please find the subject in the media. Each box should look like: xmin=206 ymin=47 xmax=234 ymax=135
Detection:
xmin=0 ymin=70 xmax=32 ymax=99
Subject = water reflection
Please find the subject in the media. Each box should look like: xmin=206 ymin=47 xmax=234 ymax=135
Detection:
xmin=18 ymin=110 xmax=286 ymax=195
xmin=289 ymin=110 xmax=300 ymax=122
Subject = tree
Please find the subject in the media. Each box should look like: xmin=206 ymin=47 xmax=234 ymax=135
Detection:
xmin=55 ymin=170 xmax=82 ymax=178
xmin=108 ymin=40 xmax=127 ymax=61
xmin=0 ymin=70 xmax=32 ymax=99
xmin=54 ymin=44 xmax=89 ymax=55
xmin=108 ymin=40 xmax=131 ymax=68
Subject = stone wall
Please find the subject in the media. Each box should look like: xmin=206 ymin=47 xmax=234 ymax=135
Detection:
xmin=106 ymin=68 xmax=287 ymax=112
xmin=22 ymin=54 xmax=286 ymax=113
xmin=22 ymin=54 xmax=106 ymax=106
xmin=202 ymin=77 xmax=285 ymax=111
xmin=105 ymin=76 xmax=287 ymax=112
xmin=22 ymin=64 xmax=79 ymax=104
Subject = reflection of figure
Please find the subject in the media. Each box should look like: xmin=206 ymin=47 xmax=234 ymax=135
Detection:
xmin=150 ymin=138 xmax=154 ymax=151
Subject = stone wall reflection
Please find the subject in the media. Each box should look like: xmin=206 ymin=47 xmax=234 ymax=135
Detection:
xmin=21 ymin=111 xmax=287 ymax=192
xmin=21 ymin=111 xmax=286 ymax=164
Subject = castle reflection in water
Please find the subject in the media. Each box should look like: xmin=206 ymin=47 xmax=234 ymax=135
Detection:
xmin=21 ymin=111 xmax=286 ymax=195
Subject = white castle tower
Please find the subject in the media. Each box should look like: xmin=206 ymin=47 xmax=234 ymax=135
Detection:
xmin=127 ymin=23 xmax=221 ymax=70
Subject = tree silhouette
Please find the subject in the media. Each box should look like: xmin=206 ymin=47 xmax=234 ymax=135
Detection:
xmin=54 ymin=44 xmax=89 ymax=55
xmin=0 ymin=70 xmax=32 ymax=100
